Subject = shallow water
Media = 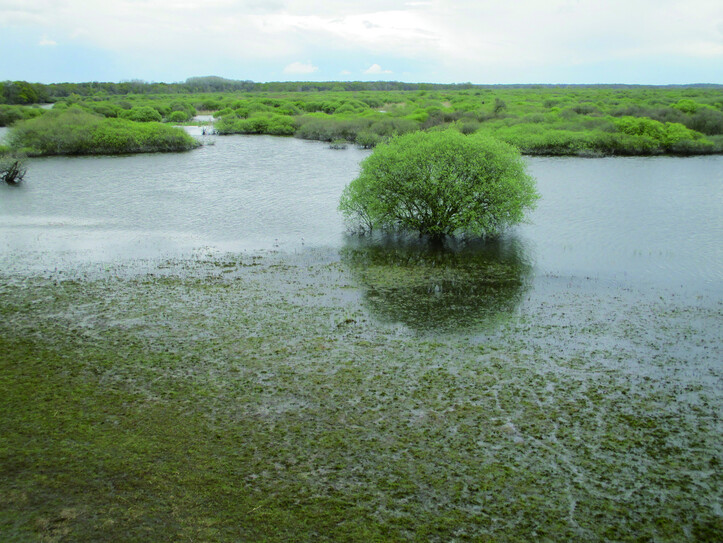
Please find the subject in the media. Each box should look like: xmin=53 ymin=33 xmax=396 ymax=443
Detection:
xmin=2 ymin=132 xmax=721 ymax=539
xmin=1 ymin=135 xmax=721 ymax=298
xmin=521 ymin=156 xmax=723 ymax=288
xmin=0 ymin=135 xmax=368 ymax=268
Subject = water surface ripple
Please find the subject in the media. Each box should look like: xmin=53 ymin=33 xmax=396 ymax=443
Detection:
xmin=1 ymin=134 xmax=721 ymax=293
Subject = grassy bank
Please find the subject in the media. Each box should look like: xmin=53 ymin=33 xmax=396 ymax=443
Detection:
xmin=1 ymin=253 xmax=720 ymax=541
xmin=8 ymin=109 xmax=200 ymax=156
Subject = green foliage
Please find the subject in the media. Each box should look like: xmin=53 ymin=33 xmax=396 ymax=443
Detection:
xmin=493 ymin=98 xmax=508 ymax=115
xmin=354 ymin=130 xmax=382 ymax=149
xmin=20 ymin=83 xmax=722 ymax=155
xmin=9 ymin=109 xmax=200 ymax=156
xmin=340 ymin=130 xmax=538 ymax=239
xmin=0 ymin=105 xmax=44 ymax=127
xmin=214 ymin=112 xmax=295 ymax=135
xmin=1 ymin=81 xmax=41 ymax=104
xmin=672 ymin=99 xmax=701 ymax=113
xmin=88 ymin=103 xmax=121 ymax=118
xmin=167 ymin=110 xmax=190 ymax=123
xmin=613 ymin=116 xmax=710 ymax=152
xmin=120 ymin=106 xmax=163 ymax=123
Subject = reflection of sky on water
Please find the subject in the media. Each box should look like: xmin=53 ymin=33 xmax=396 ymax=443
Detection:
xmin=1 ymin=137 xmax=721 ymax=294
xmin=520 ymin=156 xmax=723 ymax=287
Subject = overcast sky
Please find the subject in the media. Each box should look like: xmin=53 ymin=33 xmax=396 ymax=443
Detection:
xmin=1 ymin=0 xmax=722 ymax=84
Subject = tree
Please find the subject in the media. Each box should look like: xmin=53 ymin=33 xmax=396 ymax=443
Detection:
xmin=339 ymin=130 xmax=538 ymax=241
xmin=2 ymin=81 xmax=39 ymax=105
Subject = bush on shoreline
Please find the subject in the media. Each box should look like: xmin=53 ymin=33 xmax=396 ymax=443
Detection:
xmin=9 ymin=109 xmax=200 ymax=156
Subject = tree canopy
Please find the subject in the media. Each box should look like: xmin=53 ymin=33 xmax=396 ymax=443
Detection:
xmin=340 ymin=130 xmax=539 ymax=240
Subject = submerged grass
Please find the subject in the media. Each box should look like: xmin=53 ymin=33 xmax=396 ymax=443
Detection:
xmin=1 ymin=254 xmax=721 ymax=541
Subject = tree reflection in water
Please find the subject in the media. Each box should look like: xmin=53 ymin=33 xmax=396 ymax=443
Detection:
xmin=340 ymin=234 xmax=533 ymax=332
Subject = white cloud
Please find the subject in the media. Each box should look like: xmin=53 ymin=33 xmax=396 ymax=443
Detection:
xmin=38 ymin=35 xmax=56 ymax=46
xmin=364 ymin=63 xmax=392 ymax=74
xmin=340 ymin=69 xmax=352 ymax=75
xmin=3 ymin=0 xmax=722 ymax=83
xmin=283 ymin=61 xmax=319 ymax=74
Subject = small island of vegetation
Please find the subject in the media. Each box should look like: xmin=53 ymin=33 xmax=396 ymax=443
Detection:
xmin=7 ymin=108 xmax=199 ymax=156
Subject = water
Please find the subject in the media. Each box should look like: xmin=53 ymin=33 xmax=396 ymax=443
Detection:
xmin=521 ymin=156 xmax=723 ymax=287
xmin=1 ymin=134 xmax=722 ymax=296
xmin=0 ymin=135 xmax=368 ymax=268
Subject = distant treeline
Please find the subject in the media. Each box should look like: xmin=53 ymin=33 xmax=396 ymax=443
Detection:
xmin=2 ymin=76 xmax=722 ymax=104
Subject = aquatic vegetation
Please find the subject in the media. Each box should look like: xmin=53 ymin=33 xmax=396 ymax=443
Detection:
xmin=8 ymin=108 xmax=200 ymax=156
xmin=1 ymin=253 xmax=720 ymax=541
xmin=340 ymin=130 xmax=539 ymax=239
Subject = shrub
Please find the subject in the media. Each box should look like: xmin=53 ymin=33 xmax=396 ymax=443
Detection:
xmin=672 ymin=99 xmax=701 ymax=114
xmin=0 ymin=105 xmax=44 ymax=126
xmin=167 ymin=110 xmax=190 ymax=123
xmin=9 ymin=109 xmax=199 ymax=156
xmin=339 ymin=130 xmax=538 ymax=240
xmin=614 ymin=116 xmax=710 ymax=153
xmin=121 ymin=106 xmax=163 ymax=123
xmin=355 ymin=131 xmax=382 ymax=149
xmin=89 ymin=103 xmax=121 ymax=118
xmin=214 ymin=112 xmax=295 ymax=135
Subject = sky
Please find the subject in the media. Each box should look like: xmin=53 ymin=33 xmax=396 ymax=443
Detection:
xmin=1 ymin=0 xmax=722 ymax=85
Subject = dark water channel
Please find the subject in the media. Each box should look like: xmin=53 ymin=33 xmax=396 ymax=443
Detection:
xmin=1 ymin=132 xmax=721 ymax=329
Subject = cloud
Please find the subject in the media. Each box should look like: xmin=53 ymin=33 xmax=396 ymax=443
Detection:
xmin=364 ymin=63 xmax=392 ymax=74
xmin=3 ymin=0 xmax=722 ymax=83
xmin=283 ymin=61 xmax=319 ymax=74
xmin=340 ymin=69 xmax=352 ymax=75
xmin=38 ymin=35 xmax=56 ymax=46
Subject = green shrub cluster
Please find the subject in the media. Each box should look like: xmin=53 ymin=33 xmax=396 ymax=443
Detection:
xmin=17 ymin=85 xmax=722 ymax=155
xmin=0 ymin=105 xmax=45 ymax=127
xmin=214 ymin=112 xmax=295 ymax=135
xmin=9 ymin=108 xmax=200 ymax=156
xmin=119 ymin=106 xmax=163 ymax=123
xmin=294 ymin=115 xmax=419 ymax=146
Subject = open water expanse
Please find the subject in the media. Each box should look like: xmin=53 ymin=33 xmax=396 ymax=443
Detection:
xmin=1 ymin=131 xmax=722 ymax=287
xmin=1 ymin=130 xmax=722 ymax=540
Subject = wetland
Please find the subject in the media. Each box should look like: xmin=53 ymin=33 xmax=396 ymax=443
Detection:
xmin=1 ymin=133 xmax=721 ymax=541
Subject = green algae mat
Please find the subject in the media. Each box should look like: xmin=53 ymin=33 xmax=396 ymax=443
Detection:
xmin=1 ymin=252 xmax=721 ymax=542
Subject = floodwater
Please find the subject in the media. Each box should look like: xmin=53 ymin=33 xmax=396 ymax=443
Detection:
xmin=1 ymin=133 xmax=721 ymax=293
xmin=3 ymin=130 xmax=720 ymax=540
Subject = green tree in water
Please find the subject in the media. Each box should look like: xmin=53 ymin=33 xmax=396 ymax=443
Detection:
xmin=339 ymin=130 xmax=538 ymax=241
